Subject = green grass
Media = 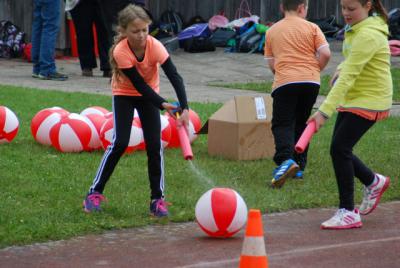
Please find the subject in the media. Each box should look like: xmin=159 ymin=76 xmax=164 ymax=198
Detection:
xmin=0 ymin=84 xmax=399 ymax=248
xmin=208 ymin=69 xmax=400 ymax=102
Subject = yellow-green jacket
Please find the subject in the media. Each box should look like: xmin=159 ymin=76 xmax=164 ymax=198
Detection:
xmin=319 ymin=16 xmax=393 ymax=117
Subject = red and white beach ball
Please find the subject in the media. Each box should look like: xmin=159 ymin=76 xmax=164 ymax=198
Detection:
xmin=81 ymin=116 xmax=102 ymax=150
xmin=80 ymin=106 xmax=109 ymax=117
xmin=49 ymin=113 xmax=92 ymax=152
xmin=195 ymin=188 xmax=248 ymax=238
xmin=160 ymin=114 xmax=172 ymax=148
xmin=0 ymin=106 xmax=19 ymax=144
xmin=134 ymin=114 xmax=172 ymax=150
xmin=165 ymin=109 xmax=201 ymax=147
xmin=99 ymin=117 xmax=144 ymax=153
xmin=188 ymin=109 xmax=201 ymax=143
xmin=84 ymin=113 xmax=107 ymax=137
xmin=31 ymin=107 xmax=69 ymax=145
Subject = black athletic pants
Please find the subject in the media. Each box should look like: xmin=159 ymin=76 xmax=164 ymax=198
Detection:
xmin=330 ymin=112 xmax=375 ymax=210
xmin=271 ymin=83 xmax=319 ymax=170
xmin=70 ymin=0 xmax=111 ymax=71
xmin=90 ymin=95 xmax=164 ymax=200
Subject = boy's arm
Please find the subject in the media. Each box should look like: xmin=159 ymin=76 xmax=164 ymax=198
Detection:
xmin=317 ymin=45 xmax=331 ymax=71
xmin=266 ymin=58 xmax=275 ymax=74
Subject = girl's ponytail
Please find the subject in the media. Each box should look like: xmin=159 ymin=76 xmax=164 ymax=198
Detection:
xmin=370 ymin=0 xmax=388 ymax=22
xmin=109 ymin=32 xmax=126 ymax=79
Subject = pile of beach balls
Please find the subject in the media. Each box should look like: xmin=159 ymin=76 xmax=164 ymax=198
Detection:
xmin=0 ymin=106 xmax=19 ymax=144
xmin=30 ymin=106 xmax=202 ymax=153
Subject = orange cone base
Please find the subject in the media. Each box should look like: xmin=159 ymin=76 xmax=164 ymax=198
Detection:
xmin=239 ymin=255 xmax=268 ymax=268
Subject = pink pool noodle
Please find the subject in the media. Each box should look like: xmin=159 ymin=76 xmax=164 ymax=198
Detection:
xmin=176 ymin=113 xmax=193 ymax=160
xmin=295 ymin=120 xmax=317 ymax=153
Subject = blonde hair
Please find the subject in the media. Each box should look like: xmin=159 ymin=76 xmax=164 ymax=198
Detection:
xmin=109 ymin=4 xmax=152 ymax=78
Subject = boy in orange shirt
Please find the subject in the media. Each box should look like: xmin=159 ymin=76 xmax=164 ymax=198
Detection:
xmin=264 ymin=0 xmax=331 ymax=188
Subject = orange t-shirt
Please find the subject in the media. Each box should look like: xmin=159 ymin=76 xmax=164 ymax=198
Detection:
xmin=337 ymin=107 xmax=390 ymax=121
xmin=264 ymin=16 xmax=328 ymax=90
xmin=111 ymin=36 xmax=169 ymax=96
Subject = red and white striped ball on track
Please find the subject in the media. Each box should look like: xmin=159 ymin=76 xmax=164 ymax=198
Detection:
xmin=99 ymin=117 xmax=144 ymax=153
xmin=80 ymin=106 xmax=109 ymax=117
xmin=31 ymin=107 xmax=69 ymax=146
xmin=49 ymin=113 xmax=93 ymax=152
xmin=0 ymin=106 xmax=19 ymax=144
xmin=195 ymin=187 xmax=248 ymax=238
xmin=165 ymin=109 xmax=202 ymax=148
xmin=134 ymin=114 xmax=172 ymax=150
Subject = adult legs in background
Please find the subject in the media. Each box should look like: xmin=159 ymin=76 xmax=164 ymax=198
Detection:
xmin=32 ymin=0 xmax=61 ymax=77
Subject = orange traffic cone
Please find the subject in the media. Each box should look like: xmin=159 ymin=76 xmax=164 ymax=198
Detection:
xmin=238 ymin=209 xmax=268 ymax=268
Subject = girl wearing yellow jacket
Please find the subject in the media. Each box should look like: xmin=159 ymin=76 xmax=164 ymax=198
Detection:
xmin=310 ymin=0 xmax=392 ymax=230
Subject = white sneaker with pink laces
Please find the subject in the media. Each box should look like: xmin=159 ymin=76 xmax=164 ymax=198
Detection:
xmin=321 ymin=208 xmax=362 ymax=230
xmin=359 ymin=173 xmax=390 ymax=215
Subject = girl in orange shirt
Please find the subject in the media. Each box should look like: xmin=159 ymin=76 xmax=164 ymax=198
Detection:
xmin=83 ymin=4 xmax=190 ymax=217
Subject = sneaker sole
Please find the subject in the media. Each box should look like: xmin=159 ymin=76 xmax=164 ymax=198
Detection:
xmin=82 ymin=200 xmax=102 ymax=213
xmin=271 ymin=164 xmax=300 ymax=188
xmin=360 ymin=176 xmax=390 ymax=216
xmin=149 ymin=213 xmax=169 ymax=219
xmin=321 ymin=221 xmax=362 ymax=230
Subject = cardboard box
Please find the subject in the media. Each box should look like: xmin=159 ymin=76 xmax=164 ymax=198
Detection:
xmin=207 ymin=95 xmax=275 ymax=160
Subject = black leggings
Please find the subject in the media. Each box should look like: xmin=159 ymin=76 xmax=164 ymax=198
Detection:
xmin=89 ymin=95 xmax=164 ymax=200
xmin=330 ymin=112 xmax=375 ymax=210
xmin=271 ymin=83 xmax=319 ymax=170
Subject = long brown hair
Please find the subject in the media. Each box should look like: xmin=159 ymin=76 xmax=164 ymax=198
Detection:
xmin=359 ymin=0 xmax=388 ymax=22
xmin=109 ymin=4 xmax=152 ymax=78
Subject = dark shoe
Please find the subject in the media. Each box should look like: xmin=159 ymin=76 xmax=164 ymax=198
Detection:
xmin=82 ymin=69 xmax=93 ymax=77
xmin=150 ymin=199 xmax=169 ymax=217
xmin=103 ymin=70 xmax=112 ymax=78
xmin=39 ymin=72 xmax=68 ymax=81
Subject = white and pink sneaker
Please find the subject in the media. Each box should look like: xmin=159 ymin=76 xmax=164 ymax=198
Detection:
xmin=321 ymin=208 xmax=362 ymax=230
xmin=359 ymin=173 xmax=390 ymax=215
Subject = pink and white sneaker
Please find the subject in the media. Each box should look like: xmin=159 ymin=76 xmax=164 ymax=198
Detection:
xmin=359 ymin=173 xmax=390 ymax=215
xmin=321 ymin=208 xmax=362 ymax=230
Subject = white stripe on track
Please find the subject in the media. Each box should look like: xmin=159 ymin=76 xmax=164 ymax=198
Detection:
xmin=176 ymin=236 xmax=400 ymax=268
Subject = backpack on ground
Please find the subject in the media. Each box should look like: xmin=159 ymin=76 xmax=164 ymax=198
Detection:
xmin=159 ymin=9 xmax=184 ymax=35
xmin=210 ymin=28 xmax=236 ymax=47
xmin=237 ymin=24 xmax=263 ymax=53
xmin=178 ymin=23 xmax=212 ymax=51
xmin=185 ymin=15 xmax=206 ymax=28
xmin=0 ymin=20 xmax=26 ymax=58
xmin=183 ymin=36 xmax=216 ymax=53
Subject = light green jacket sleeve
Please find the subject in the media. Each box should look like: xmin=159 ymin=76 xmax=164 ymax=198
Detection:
xmin=319 ymin=31 xmax=378 ymax=117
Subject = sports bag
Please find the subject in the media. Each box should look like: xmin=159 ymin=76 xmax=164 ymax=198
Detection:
xmin=183 ymin=36 xmax=215 ymax=53
xmin=159 ymin=10 xmax=184 ymax=35
xmin=210 ymin=28 xmax=236 ymax=47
